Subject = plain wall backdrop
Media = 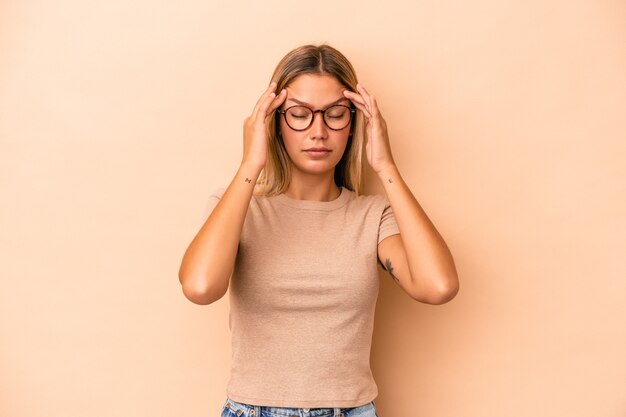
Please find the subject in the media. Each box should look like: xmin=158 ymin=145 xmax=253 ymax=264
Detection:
xmin=1 ymin=0 xmax=625 ymax=416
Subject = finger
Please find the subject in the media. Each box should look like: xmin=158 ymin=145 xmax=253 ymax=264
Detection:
xmin=350 ymin=100 xmax=372 ymax=119
xmin=343 ymin=90 xmax=368 ymax=107
xmin=256 ymin=87 xmax=282 ymax=122
xmin=251 ymin=81 xmax=277 ymax=120
xmin=357 ymin=83 xmax=370 ymax=96
xmin=343 ymin=92 xmax=370 ymax=116
xmin=343 ymin=91 xmax=371 ymax=118
xmin=251 ymin=81 xmax=277 ymax=119
xmin=266 ymin=88 xmax=287 ymax=115
xmin=370 ymin=94 xmax=380 ymax=117
xmin=356 ymin=83 xmax=373 ymax=110
xmin=255 ymin=91 xmax=277 ymax=122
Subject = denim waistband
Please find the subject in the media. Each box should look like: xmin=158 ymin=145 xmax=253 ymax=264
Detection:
xmin=222 ymin=397 xmax=378 ymax=417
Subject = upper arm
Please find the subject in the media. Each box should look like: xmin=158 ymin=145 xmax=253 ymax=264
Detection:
xmin=377 ymin=234 xmax=451 ymax=304
xmin=377 ymin=234 xmax=416 ymax=298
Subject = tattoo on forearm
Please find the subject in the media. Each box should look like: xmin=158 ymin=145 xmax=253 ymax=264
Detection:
xmin=244 ymin=177 xmax=251 ymax=183
xmin=383 ymin=258 xmax=400 ymax=283
xmin=388 ymin=178 xmax=393 ymax=183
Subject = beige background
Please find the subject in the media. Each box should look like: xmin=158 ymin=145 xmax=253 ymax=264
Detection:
xmin=1 ymin=0 xmax=625 ymax=416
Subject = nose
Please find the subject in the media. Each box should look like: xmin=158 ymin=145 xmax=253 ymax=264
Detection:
xmin=309 ymin=110 xmax=328 ymax=139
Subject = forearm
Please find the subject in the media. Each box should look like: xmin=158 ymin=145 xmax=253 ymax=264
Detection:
xmin=378 ymin=164 xmax=459 ymax=301
xmin=178 ymin=161 xmax=261 ymax=304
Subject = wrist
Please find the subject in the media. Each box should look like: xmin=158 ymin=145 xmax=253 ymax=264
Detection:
xmin=238 ymin=161 xmax=263 ymax=181
xmin=376 ymin=163 xmax=399 ymax=178
xmin=240 ymin=159 xmax=264 ymax=175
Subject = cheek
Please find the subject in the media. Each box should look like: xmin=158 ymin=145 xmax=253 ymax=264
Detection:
xmin=280 ymin=132 xmax=302 ymax=157
xmin=336 ymin=133 xmax=350 ymax=150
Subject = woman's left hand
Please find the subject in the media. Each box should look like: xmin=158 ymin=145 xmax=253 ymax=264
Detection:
xmin=343 ymin=84 xmax=396 ymax=174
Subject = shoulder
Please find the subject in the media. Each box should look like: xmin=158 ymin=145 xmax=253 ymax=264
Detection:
xmin=344 ymin=189 xmax=389 ymax=213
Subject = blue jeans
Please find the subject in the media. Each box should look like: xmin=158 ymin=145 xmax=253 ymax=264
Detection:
xmin=221 ymin=397 xmax=380 ymax=417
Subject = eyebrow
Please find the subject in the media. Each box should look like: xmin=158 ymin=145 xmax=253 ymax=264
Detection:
xmin=286 ymin=97 xmax=351 ymax=107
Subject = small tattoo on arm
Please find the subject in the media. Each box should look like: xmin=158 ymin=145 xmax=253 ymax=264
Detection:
xmin=383 ymin=258 xmax=400 ymax=283
xmin=244 ymin=177 xmax=251 ymax=183
xmin=387 ymin=178 xmax=393 ymax=183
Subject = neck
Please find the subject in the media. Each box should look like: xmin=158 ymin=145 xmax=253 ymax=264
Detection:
xmin=285 ymin=171 xmax=341 ymax=201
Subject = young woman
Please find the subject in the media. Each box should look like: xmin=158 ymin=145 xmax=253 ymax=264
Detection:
xmin=179 ymin=44 xmax=459 ymax=417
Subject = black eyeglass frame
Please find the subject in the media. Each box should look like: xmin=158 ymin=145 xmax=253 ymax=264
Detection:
xmin=276 ymin=104 xmax=356 ymax=132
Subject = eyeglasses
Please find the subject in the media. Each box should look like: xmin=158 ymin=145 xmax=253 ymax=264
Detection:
xmin=276 ymin=104 xmax=356 ymax=131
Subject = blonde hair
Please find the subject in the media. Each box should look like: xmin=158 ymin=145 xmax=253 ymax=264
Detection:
xmin=254 ymin=44 xmax=366 ymax=197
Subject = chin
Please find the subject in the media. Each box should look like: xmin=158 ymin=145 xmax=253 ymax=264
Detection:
xmin=292 ymin=160 xmax=339 ymax=175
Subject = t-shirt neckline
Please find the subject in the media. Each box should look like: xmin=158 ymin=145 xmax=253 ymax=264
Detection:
xmin=274 ymin=186 xmax=350 ymax=211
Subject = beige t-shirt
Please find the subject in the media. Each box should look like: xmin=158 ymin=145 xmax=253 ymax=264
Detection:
xmin=204 ymin=185 xmax=400 ymax=408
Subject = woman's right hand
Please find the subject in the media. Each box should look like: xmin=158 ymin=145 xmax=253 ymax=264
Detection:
xmin=242 ymin=81 xmax=287 ymax=170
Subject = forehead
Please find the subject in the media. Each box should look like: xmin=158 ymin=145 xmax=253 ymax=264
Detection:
xmin=285 ymin=74 xmax=348 ymax=106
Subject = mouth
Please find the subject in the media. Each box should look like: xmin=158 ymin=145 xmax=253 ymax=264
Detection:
xmin=303 ymin=148 xmax=331 ymax=158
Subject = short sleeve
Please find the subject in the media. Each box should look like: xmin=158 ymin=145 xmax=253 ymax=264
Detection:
xmin=202 ymin=187 xmax=227 ymax=219
xmin=378 ymin=198 xmax=400 ymax=244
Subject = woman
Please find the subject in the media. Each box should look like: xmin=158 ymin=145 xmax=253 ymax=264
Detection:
xmin=179 ymin=44 xmax=459 ymax=417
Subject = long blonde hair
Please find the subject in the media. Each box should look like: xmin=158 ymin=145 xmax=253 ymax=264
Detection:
xmin=254 ymin=44 xmax=366 ymax=197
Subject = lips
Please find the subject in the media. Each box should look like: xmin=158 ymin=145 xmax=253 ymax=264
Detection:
xmin=304 ymin=148 xmax=331 ymax=158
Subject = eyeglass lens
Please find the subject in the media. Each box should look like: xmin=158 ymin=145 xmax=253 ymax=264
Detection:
xmin=284 ymin=105 xmax=352 ymax=130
